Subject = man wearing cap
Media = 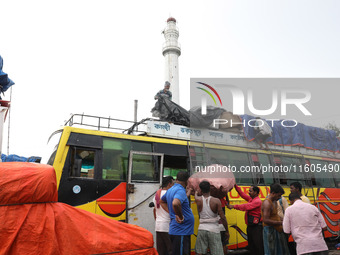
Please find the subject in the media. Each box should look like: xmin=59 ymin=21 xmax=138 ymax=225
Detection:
xmin=155 ymin=81 xmax=172 ymax=101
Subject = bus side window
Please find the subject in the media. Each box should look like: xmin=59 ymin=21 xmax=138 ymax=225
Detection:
xmin=282 ymin=157 xmax=305 ymax=186
xmin=131 ymin=154 xmax=159 ymax=182
xmin=207 ymin=148 xmax=253 ymax=185
xmin=331 ymin=162 xmax=340 ymax=188
xmin=304 ymin=159 xmax=316 ymax=186
xmin=154 ymin=142 xmax=188 ymax=178
xmin=130 ymin=142 xmax=155 ymax=181
xmin=229 ymin=151 xmax=253 ymax=185
xmin=189 ymin=146 xmax=207 ymax=170
xmin=274 ymin=156 xmax=287 ymax=185
xmin=252 ymin=153 xmax=274 ymax=185
xmin=309 ymin=159 xmax=335 ymax=188
xmin=70 ymin=147 xmax=95 ymax=178
xmin=102 ymin=138 xmax=131 ymax=181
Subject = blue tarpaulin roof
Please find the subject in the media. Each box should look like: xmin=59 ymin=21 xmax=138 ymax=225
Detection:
xmin=0 ymin=55 xmax=15 ymax=98
xmin=240 ymin=114 xmax=340 ymax=153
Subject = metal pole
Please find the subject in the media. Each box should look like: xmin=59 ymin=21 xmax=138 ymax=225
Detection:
xmin=7 ymin=87 xmax=12 ymax=155
xmin=134 ymin=100 xmax=138 ymax=123
xmin=0 ymin=102 xmax=9 ymax=161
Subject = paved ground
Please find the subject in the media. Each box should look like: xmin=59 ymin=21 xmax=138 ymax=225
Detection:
xmin=226 ymin=238 xmax=340 ymax=254
xmin=228 ymin=249 xmax=340 ymax=254
xmin=328 ymin=240 xmax=340 ymax=254
xmin=227 ymin=246 xmax=340 ymax=254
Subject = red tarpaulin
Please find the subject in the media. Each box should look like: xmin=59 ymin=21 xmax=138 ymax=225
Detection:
xmin=0 ymin=162 xmax=157 ymax=255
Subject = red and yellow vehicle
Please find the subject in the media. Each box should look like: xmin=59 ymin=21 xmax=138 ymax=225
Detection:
xmin=47 ymin=114 xmax=340 ymax=253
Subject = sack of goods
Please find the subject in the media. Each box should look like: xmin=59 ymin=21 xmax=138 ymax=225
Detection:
xmin=187 ymin=164 xmax=235 ymax=198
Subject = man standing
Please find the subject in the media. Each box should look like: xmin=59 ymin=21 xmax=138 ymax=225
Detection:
xmin=277 ymin=196 xmax=289 ymax=220
xmin=277 ymin=195 xmax=295 ymax=255
xmin=194 ymin=181 xmax=229 ymax=255
xmin=154 ymin=81 xmax=172 ymax=100
xmin=254 ymin=117 xmax=272 ymax=150
xmin=209 ymin=184 xmax=230 ymax=254
xmin=153 ymin=176 xmax=174 ymax=255
xmin=219 ymin=191 xmax=230 ymax=255
xmin=160 ymin=171 xmax=194 ymax=255
xmin=262 ymin=183 xmax=290 ymax=255
xmin=228 ymin=184 xmax=264 ymax=255
xmin=283 ymin=192 xmax=328 ymax=255
xmin=290 ymin=182 xmax=311 ymax=204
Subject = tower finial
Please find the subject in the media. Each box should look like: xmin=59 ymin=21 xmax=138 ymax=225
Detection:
xmin=166 ymin=17 xmax=176 ymax=23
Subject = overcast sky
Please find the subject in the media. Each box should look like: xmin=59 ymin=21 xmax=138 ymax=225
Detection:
xmin=1 ymin=0 xmax=340 ymax=161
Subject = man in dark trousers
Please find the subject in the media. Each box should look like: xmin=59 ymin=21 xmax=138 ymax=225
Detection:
xmin=228 ymin=184 xmax=264 ymax=255
xmin=160 ymin=171 xmax=194 ymax=255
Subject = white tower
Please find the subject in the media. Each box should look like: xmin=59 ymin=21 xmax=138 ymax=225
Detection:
xmin=162 ymin=17 xmax=181 ymax=105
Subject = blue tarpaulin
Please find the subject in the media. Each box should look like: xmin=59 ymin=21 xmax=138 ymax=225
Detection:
xmin=1 ymin=154 xmax=41 ymax=163
xmin=0 ymin=55 xmax=15 ymax=98
xmin=240 ymin=114 xmax=340 ymax=153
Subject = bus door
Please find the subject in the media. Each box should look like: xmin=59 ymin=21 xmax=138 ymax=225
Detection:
xmin=127 ymin=151 xmax=164 ymax=239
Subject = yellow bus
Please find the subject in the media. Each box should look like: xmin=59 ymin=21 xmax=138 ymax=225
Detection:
xmin=47 ymin=114 xmax=340 ymax=253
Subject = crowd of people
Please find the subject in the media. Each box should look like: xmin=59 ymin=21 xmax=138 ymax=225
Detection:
xmin=153 ymin=171 xmax=329 ymax=255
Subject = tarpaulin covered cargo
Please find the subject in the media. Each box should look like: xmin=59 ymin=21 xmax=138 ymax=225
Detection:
xmin=151 ymin=96 xmax=190 ymax=126
xmin=0 ymin=56 xmax=15 ymax=99
xmin=241 ymin=114 xmax=340 ymax=153
xmin=151 ymin=96 xmax=227 ymax=128
xmin=0 ymin=162 xmax=157 ymax=255
xmin=1 ymin=154 xmax=41 ymax=162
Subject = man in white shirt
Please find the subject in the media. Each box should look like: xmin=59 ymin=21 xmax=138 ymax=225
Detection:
xmin=283 ymin=192 xmax=328 ymax=255
xmin=194 ymin=181 xmax=229 ymax=255
xmin=153 ymin=176 xmax=174 ymax=255
xmin=254 ymin=117 xmax=272 ymax=150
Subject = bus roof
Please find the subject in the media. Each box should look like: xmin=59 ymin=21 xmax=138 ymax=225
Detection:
xmin=58 ymin=114 xmax=340 ymax=160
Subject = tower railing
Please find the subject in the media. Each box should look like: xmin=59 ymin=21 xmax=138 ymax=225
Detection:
xmin=162 ymin=41 xmax=181 ymax=49
xmin=165 ymin=24 xmax=179 ymax=31
xmin=162 ymin=41 xmax=181 ymax=56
